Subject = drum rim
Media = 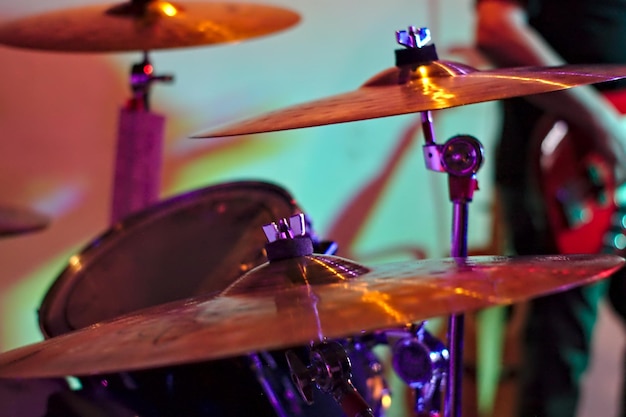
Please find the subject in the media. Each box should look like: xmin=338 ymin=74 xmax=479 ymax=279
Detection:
xmin=38 ymin=180 xmax=299 ymax=339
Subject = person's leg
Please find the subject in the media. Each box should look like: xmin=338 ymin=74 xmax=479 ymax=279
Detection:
xmin=606 ymin=266 xmax=626 ymax=417
xmin=518 ymin=282 xmax=607 ymax=417
xmin=499 ymin=186 xmax=607 ymax=417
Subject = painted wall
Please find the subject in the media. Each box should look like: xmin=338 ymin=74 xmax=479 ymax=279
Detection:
xmin=0 ymin=1 xmax=621 ymax=416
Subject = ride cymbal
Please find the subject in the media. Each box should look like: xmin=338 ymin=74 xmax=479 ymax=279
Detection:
xmin=194 ymin=61 xmax=626 ymax=137
xmin=0 ymin=1 xmax=300 ymax=52
xmin=0 ymin=253 xmax=621 ymax=378
xmin=0 ymin=205 xmax=49 ymax=237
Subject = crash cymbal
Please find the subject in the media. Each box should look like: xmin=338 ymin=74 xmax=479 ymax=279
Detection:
xmin=0 ymin=205 xmax=49 ymax=237
xmin=194 ymin=61 xmax=626 ymax=137
xmin=0 ymin=1 xmax=300 ymax=52
xmin=0 ymin=253 xmax=621 ymax=378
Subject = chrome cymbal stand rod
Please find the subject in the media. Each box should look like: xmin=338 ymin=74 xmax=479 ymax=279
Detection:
xmin=422 ymin=128 xmax=483 ymax=417
xmin=423 ymin=108 xmax=463 ymax=417
xmin=396 ymin=26 xmax=484 ymax=417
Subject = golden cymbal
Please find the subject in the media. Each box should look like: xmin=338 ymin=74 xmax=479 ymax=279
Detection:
xmin=0 ymin=253 xmax=621 ymax=378
xmin=0 ymin=205 xmax=49 ymax=237
xmin=0 ymin=1 xmax=300 ymax=52
xmin=194 ymin=61 xmax=626 ymax=137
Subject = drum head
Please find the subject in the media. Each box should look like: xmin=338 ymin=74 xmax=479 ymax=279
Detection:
xmin=39 ymin=181 xmax=301 ymax=338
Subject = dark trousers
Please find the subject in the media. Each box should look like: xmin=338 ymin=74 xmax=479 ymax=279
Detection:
xmin=500 ymin=186 xmax=626 ymax=417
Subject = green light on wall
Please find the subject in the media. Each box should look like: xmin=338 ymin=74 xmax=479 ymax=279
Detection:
xmin=1 ymin=250 xmax=77 ymax=352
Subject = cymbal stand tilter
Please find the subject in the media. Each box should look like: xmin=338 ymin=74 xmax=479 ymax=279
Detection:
xmin=396 ymin=26 xmax=485 ymax=417
xmin=269 ymin=216 xmax=449 ymax=417
xmin=388 ymin=323 xmax=449 ymax=416
xmin=111 ymin=50 xmax=173 ymax=222
xmin=286 ymin=340 xmax=375 ymax=417
xmin=246 ymin=216 xmax=344 ymax=417
xmin=349 ymin=323 xmax=450 ymax=417
xmin=253 ymin=215 xmax=373 ymax=417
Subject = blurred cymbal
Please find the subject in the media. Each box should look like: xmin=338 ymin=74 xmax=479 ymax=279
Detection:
xmin=0 ymin=205 xmax=49 ymax=237
xmin=0 ymin=1 xmax=300 ymax=52
xmin=194 ymin=61 xmax=626 ymax=137
xmin=0 ymin=253 xmax=621 ymax=378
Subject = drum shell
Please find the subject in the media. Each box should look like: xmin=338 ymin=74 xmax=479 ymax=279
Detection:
xmin=39 ymin=180 xmax=302 ymax=337
xmin=38 ymin=180 xmax=350 ymax=417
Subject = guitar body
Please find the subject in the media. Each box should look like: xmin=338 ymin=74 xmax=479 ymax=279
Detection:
xmin=533 ymin=91 xmax=626 ymax=255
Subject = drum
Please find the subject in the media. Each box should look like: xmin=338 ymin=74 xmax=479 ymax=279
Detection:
xmin=39 ymin=180 xmax=302 ymax=337
xmin=39 ymin=180 xmax=348 ymax=417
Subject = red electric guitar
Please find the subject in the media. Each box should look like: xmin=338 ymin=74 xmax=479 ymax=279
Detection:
xmin=532 ymin=91 xmax=626 ymax=256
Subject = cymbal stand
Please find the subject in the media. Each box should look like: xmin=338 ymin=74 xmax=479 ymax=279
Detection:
xmin=287 ymin=340 xmax=375 ymax=417
xmin=395 ymin=26 xmax=485 ymax=417
xmin=389 ymin=323 xmax=449 ymax=416
xmin=422 ymin=102 xmax=484 ymax=417
xmin=421 ymin=122 xmax=484 ymax=417
xmin=111 ymin=50 xmax=173 ymax=223
xmin=260 ymin=215 xmax=373 ymax=417
xmin=348 ymin=324 xmax=449 ymax=417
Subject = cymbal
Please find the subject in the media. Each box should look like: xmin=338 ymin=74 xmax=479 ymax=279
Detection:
xmin=0 ymin=205 xmax=49 ymax=237
xmin=0 ymin=1 xmax=300 ymax=52
xmin=0 ymin=253 xmax=621 ymax=378
xmin=194 ymin=61 xmax=626 ymax=137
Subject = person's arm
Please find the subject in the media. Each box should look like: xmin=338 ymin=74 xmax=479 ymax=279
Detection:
xmin=475 ymin=0 xmax=626 ymax=171
xmin=476 ymin=0 xmax=562 ymax=67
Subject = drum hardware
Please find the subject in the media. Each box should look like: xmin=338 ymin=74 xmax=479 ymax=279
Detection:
xmin=266 ymin=214 xmax=443 ymax=416
xmin=127 ymin=51 xmax=174 ymax=113
xmin=394 ymin=27 xmax=486 ymax=417
xmin=262 ymin=213 xmax=314 ymax=261
xmin=327 ymin=321 xmax=452 ymax=417
xmin=387 ymin=323 xmax=448 ymax=417
xmin=337 ymin=323 xmax=450 ymax=417
xmin=341 ymin=336 xmax=389 ymax=417
xmin=268 ymin=129 xmax=475 ymax=417
xmin=264 ymin=215 xmax=380 ymax=416
xmin=286 ymin=341 xmax=374 ymax=417
xmin=249 ymin=218 xmax=343 ymax=417
xmin=250 ymin=351 xmax=303 ymax=417
xmin=262 ymin=214 xmax=380 ymax=416
xmin=421 ymin=131 xmax=484 ymax=417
